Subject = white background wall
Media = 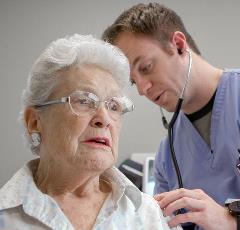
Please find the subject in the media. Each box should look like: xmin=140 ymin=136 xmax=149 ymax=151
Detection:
xmin=1 ymin=0 xmax=240 ymax=187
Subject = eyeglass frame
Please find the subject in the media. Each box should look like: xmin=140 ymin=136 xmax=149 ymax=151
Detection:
xmin=34 ymin=90 xmax=134 ymax=119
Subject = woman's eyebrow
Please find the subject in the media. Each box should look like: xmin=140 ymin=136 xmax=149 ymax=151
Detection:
xmin=71 ymin=87 xmax=122 ymax=98
xmin=71 ymin=85 xmax=97 ymax=94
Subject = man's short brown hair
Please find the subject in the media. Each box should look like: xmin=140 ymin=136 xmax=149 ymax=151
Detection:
xmin=102 ymin=2 xmax=201 ymax=55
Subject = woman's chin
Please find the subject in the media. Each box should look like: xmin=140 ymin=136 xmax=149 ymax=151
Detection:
xmin=64 ymin=148 xmax=115 ymax=172
xmin=76 ymin=151 xmax=114 ymax=171
xmin=84 ymin=157 xmax=113 ymax=171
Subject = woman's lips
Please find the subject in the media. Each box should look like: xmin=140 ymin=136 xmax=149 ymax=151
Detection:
xmin=84 ymin=137 xmax=110 ymax=147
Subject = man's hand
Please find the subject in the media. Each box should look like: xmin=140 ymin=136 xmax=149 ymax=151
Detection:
xmin=154 ymin=188 xmax=236 ymax=230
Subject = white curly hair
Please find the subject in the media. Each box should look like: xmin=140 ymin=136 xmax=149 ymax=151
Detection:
xmin=19 ymin=34 xmax=130 ymax=155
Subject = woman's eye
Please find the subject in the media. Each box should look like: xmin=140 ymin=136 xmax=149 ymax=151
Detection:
xmin=72 ymin=96 xmax=90 ymax=105
xmin=109 ymin=100 xmax=121 ymax=112
xmin=80 ymin=98 xmax=97 ymax=108
xmin=79 ymin=98 xmax=89 ymax=104
xmin=72 ymin=97 xmax=88 ymax=105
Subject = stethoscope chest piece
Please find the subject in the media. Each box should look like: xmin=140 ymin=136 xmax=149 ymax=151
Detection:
xmin=236 ymin=149 xmax=240 ymax=173
xmin=236 ymin=162 xmax=240 ymax=174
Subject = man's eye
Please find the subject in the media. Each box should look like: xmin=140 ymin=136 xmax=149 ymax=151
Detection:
xmin=140 ymin=63 xmax=152 ymax=74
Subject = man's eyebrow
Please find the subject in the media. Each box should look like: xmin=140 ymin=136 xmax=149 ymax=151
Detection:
xmin=132 ymin=56 xmax=142 ymax=67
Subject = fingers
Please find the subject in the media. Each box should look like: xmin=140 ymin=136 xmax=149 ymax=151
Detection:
xmin=167 ymin=207 xmax=236 ymax=230
xmin=163 ymin=197 xmax=205 ymax=216
xmin=154 ymin=188 xmax=206 ymax=209
xmin=167 ymin=212 xmax=201 ymax=228
xmin=154 ymin=188 xmax=234 ymax=230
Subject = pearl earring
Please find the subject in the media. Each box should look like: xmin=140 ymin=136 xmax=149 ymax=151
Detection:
xmin=31 ymin=133 xmax=41 ymax=147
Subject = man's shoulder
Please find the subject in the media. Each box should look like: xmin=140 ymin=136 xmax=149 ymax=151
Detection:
xmin=219 ymin=69 xmax=240 ymax=95
xmin=222 ymin=69 xmax=240 ymax=78
xmin=224 ymin=68 xmax=240 ymax=73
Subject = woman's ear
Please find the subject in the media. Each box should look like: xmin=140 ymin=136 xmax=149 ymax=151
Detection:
xmin=24 ymin=107 xmax=41 ymax=134
xmin=171 ymin=31 xmax=187 ymax=55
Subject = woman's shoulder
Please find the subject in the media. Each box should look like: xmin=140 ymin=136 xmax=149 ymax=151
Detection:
xmin=140 ymin=192 xmax=160 ymax=212
xmin=139 ymin=192 xmax=183 ymax=230
xmin=0 ymin=159 xmax=39 ymax=210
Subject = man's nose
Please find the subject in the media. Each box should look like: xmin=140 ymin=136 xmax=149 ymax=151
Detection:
xmin=131 ymin=70 xmax=152 ymax=96
xmin=135 ymin=78 xmax=152 ymax=96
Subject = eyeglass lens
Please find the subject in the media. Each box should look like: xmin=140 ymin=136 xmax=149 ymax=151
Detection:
xmin=68 ymin=91 xmax=131 ymax=119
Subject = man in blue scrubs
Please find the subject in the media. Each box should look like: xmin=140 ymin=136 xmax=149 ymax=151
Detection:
xmin=102 ymin=2 xmax=239 ymax=230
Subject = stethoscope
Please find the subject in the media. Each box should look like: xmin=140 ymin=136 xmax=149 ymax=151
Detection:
xmin=160 ymin=49 xmax=192 ymax=189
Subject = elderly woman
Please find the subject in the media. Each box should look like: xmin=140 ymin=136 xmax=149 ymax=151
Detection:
xmin=0 ymin=34 xmax=181 ymax=230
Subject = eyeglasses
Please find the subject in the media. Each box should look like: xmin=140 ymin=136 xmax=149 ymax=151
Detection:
xmin=34 ymin=91 xmax=134 ymax=120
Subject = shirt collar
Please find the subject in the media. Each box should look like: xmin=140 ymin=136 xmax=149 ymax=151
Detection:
xmin=101 ymin=167 xmax=142 ymax=211
xmin=0 ymin=159 xmax=73 ymax=229
xmin=0 ymin=159 xmax=142 ymax=213
xmin=0 ymin=160 xmax=33 ymax=210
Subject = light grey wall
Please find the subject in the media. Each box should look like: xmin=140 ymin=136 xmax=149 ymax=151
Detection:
xmin=1 ymin=0 xmax=240 ymax=187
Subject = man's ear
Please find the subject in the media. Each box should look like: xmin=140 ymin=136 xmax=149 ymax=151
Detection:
xmin=24 ymin=107 xmax=42 ymax=134
xmin=171 ymin=31 xmax=187 ymax=55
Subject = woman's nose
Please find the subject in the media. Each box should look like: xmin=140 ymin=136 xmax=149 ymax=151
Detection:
xmin=90 ymin=106 xmax=111 ymax=128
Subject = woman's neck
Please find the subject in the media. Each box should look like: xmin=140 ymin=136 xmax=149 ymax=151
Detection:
xmin=34 ymin=157 xmax=110 ymax=197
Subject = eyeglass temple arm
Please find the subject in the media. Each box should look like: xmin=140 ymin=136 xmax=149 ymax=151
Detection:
xmin=34 ymin=97 xmax=69 ymax=107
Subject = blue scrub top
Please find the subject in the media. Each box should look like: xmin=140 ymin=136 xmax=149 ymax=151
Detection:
xmin=154 ymin=69 xmax=240 ymax=206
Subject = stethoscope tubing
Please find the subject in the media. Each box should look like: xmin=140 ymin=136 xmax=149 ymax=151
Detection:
xmin=161 ymin=49 xmax=192 ymax=189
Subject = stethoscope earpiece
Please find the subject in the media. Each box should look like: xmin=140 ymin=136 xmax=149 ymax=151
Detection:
xmin=177 ymin=48 xmax=183 ymax=55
